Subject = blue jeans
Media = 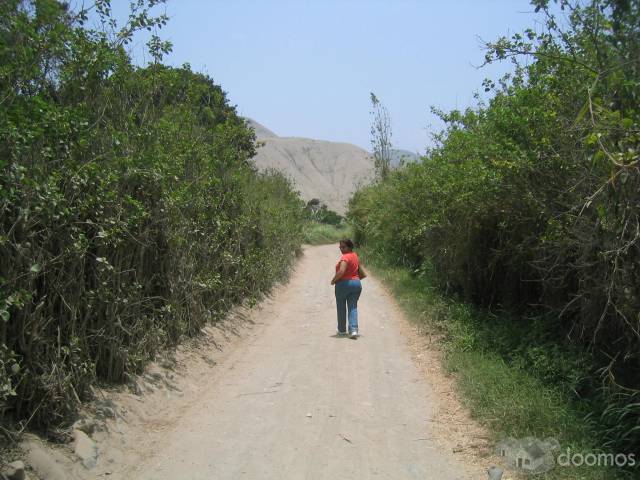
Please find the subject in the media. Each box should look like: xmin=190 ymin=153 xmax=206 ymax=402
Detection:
xmin=335 ymin=279 xmax=362 ymax=333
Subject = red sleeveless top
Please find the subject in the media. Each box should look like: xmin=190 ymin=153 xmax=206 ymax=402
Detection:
xmin=335 ymin=252 xmax=359 ymax=280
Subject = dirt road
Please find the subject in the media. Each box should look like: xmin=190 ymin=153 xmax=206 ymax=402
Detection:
xmin=84 ymin=245 xmax=486 ymax=479
xmin=114 ymin=245 xmax=484 ymax=480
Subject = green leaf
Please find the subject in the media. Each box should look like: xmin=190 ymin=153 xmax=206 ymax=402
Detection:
xmin=574 ymin=101 xmax=589 ymax=125
xmin=30 ymin=264 xmax=42 ymax=273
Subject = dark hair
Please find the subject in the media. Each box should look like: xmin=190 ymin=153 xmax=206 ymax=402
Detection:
xmin=339 ymin=238 xmax=354 ymax=249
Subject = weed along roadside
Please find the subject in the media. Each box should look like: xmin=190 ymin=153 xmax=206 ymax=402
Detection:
xmin=345 ymin=2 xmax=640 ymax=478
xmin=355 ymin=248 xmax=633 ymax=480
xmin=302 ymin=199 xmax=353 ymax=245
xmin=1 ymin=0 xmax=304 ymax=457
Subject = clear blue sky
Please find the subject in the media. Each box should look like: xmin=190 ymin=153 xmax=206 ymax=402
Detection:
xmin=104 ymin=0 xmax=545 ymax=154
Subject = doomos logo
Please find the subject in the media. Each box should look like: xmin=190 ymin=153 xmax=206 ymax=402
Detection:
xmin=496 ymin=437 xmax=636 ymax=475
xmin=557 ymin=448 xmax=636 ymax=468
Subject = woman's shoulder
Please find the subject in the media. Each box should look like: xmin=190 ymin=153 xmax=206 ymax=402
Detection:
xmin=342 ymin=252 xmax=358 ymax=261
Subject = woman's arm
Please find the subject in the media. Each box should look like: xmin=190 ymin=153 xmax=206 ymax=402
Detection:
xmin=331 ymin=261 xmax=347 ymax=285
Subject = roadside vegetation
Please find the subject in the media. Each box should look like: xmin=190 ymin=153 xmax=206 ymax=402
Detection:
xmin=302 ymin=199 xmax=351 ymax=245
xmin=350 ymin=1 xmax=639 ymax=477
xmin=303 ymin=223 xmax=351 ymax=245
xmin=359 ymin=248 xmax=614 ymax=480
xmin=0 ymin=0 xmax=304 ymax=435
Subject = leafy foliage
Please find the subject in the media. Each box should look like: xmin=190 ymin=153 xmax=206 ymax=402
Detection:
xmin=349 ymin=0 xmax=640 ymax=453
xmin=302 ymin=222 xmax=352 ymax=246
xmin=0 ymin=0 xmax=304 ymax=431
xmin=303 ymin=199 xmax=343 ymax=226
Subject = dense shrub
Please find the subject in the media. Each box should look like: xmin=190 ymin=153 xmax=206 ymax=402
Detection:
xmin=303 ymin=199 xmax=344 ymax=226
xmin=0 ymin=0 xmax=304 ymax=430
xmin=349 ymin=0 xmax=639 ymax=452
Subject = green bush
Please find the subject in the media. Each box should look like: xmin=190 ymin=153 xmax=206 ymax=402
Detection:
xmin=0 ymin=1 xmax=304 ymax=430
xmin=303 ymin=222 xmax=352 ymax=245
xmin=349 ymin=0 xmax=640 ymax=455
xmin=303 ymin=199 xmax=344 ymax=226
xmin=358 ymin=248 xmax=619 ymax=479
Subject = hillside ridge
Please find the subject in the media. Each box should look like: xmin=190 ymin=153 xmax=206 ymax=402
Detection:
xmin=246 ymin=118 xmax=374 ymax=215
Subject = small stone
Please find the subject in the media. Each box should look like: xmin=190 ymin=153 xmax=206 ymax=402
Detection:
xmin=130 ymin=379 xmax=144 ymax=396
xmin=96 ymin=406 xmax=116 ymax=419
xmin=142 ymin=381 xmax=155 ymax=392
xmin=159 ymin=360 xmax=174 ymax=369
xmin=487 ymin=466 xmax=503 ymax=480
xmin=72 ymin=418 xmax=96 ymax=435
xmin=306 ymin=413 xmax=312 ymax=418
xmin=163 ymin=379 xmax=182 ymax=392
xmin=2 ymin=460 xmax=25 ymax=480
xmin=143 ymin=373 xmax=165 ymax=386
xmin=94 ymin=399 xmax=117 ymax=419
xmin=202 ymin=356 xmax=217 ymax=366
xmin=74 ymin=430 xmax=99 ymax=469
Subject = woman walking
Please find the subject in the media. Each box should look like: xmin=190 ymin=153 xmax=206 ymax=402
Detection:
xmin=330 ymin=239 xmax=363 ymax=339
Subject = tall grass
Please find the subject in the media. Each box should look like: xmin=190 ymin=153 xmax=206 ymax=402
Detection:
xmin=0 ymin=1 xmax=304 ymax=433
xmin=302 ymin=222 xmax=352 ymax=245
xmin=359 ymin=247 xmax=632 ymax=480
xmin=347 ymin=1 xmax=640 ymax=454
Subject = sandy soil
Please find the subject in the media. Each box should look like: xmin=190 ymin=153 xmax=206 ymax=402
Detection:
xmin=21 ymin=245 xmax=503 ymax=480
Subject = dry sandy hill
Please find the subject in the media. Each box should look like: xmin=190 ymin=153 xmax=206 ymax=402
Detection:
xmin=246 ymin=118 xmax=374 ymax=215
